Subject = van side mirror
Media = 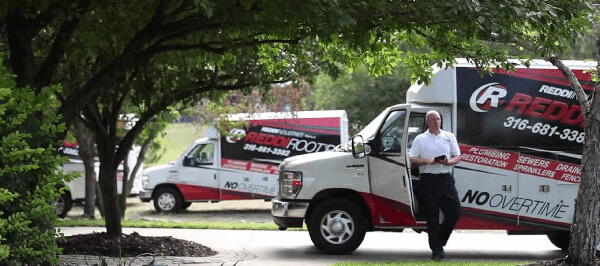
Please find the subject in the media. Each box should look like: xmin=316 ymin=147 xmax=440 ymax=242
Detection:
xmin=352 ymin=135 xmax=369 ymax=159
xmin=183 ymin=157 xmax=193 ymax=167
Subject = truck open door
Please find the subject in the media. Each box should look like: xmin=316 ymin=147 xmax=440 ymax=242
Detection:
xmin=405 ymin=111 xmax=428 ymax=222
xmin=367 ymin=106 xmax=420 ymax=225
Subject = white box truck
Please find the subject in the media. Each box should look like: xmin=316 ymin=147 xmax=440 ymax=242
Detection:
xmin=139 ymin=110 xmax=349 ymax=212
xmin=272 ymin=59 xmax=594 ymax=254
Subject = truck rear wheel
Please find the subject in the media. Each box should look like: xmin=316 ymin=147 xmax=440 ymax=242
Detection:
xmin=153 ymin=187 xmax=183 ymax=213
xmin=181 ymin=202 xmax=192 ymax=210
xmin=547 ymin=231 xmax=570 ymax=251
xmin=53 ymin=193 xmax=72 ymax=218
xmin=307 ymin=198 xmax=367 ymax=255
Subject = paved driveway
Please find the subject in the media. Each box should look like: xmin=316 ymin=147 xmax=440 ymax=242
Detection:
xmin=60 ymin=227 xmax=565 ymax=265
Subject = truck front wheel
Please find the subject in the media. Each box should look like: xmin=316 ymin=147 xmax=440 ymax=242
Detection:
xmin=153 ymin=188 xmax=183 ymax=213
xmin=307 ymin=198 xmax=367 ymax=255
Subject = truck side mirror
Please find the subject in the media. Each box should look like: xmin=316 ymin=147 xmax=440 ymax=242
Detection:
xmin=352 ymin=135 xmax=367 ymax=159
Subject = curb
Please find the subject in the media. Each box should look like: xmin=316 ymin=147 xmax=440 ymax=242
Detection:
xmin=59 ymin=249 xmax=256 ymax=266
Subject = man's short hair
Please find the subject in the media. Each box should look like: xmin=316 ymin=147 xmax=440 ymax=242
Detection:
xmin=426 ymin=110 xmax=440 ymax=119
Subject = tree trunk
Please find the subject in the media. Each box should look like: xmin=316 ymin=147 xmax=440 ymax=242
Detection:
xmin=96 ymin=135 xmax=122 ymax=236
xmin=119 ymin=151 xmax=130 ymax=218
xmin=5 ymin=11 xmax=35 ymax=89
xmin=95 ymin=182 xmax=105 ymax=218
xmin=73 ymin=117 xmax=97 ymax=218
xmin=568 ymin=89 xmax=600 ymax=265
xmin=98 ymin=161 xmax=122 ymax=235
xmin=566 ymin=57 xmax=600 ymax=265
xmin=119 ymin=130 xmax=155 ymax=217
xmin=548 ymin=55 xmax=600 ymax=265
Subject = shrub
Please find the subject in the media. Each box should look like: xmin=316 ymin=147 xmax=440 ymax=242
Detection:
xmin=0 ymin=55 xmax=71 ymax=264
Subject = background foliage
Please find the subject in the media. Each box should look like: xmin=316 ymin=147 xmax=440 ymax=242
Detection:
xmin=304 ymin=64 xmax=412 ymax=135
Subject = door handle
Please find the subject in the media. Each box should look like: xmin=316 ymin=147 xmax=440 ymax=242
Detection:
xmin=346 ymin=164 xmax=364 ymax=170
xmin=214 ymin=174 xmax=217 ymax=180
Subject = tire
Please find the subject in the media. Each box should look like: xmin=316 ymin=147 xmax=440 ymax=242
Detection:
xmin=153 ymin=187 xmax=183 ymax=213
xmin=307 ymin=198 xmax=367 ymax=255
xmin=547 ymin=231 xmax=570 ymax=251
xmin=181 ymin=202 xmax=192 ymax=210
xmin=53 ymin=193 xmax=72 ymax=218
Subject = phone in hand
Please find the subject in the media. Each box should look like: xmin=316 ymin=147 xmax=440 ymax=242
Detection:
xmin=434 ymin=155 xmax=447 ymax=162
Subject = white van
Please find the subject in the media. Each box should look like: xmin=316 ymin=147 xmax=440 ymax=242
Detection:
xmin=272 ymin=59 xmax=593 ymax=254
xmin=139 ymin=111 xmax=349 ymax=212
xmin=55 ymin=142 xmax=143 ymax=218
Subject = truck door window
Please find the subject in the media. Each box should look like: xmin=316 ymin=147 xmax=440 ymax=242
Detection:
xmin=378 ymin=110 xmax=407 ymax=153
xmin=407 ymin=114 xmax=426 ymax=150
xmin=184 ymin=143 xmax=215 ymax=167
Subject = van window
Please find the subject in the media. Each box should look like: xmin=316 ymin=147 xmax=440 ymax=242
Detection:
xmin=407 ymin=113 xmax=426 ymax=150
xmin=185 ymin=143 xmax=215 ymax=167
xmin=378 ymin=110 xmax=406 ymax=153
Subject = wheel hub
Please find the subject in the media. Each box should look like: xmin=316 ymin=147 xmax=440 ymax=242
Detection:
xmin=319 ymin=210 xmax=355 ymax=245
xmin=158 ymin=194 xmax=175 ymax=210
xmin=330 ymin=220 xmax=345 ymax=235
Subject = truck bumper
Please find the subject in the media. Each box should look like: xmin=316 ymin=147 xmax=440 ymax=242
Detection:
xmin=271 ymin=198 xmax=309 ymax=229
xmin=139 ymin=189 xmax=152 ymax=202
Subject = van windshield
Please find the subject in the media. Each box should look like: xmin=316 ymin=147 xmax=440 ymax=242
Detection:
xmin=356 ymin=108 xmax=389 ymax=140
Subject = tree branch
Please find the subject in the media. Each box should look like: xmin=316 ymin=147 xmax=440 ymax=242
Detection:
xmin=548 ymin=56 xmax=592 ymax=114
xmin=490 ymin=33 xmax=593 ymax=115
xmin=36 ymin=0 xmax=91 ymax=89
xmin=144 ymin=36 xmax=301 ymax=57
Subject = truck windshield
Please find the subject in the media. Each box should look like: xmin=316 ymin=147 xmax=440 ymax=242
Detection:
xmin=356 ymin=108 xmax=389 ymax=140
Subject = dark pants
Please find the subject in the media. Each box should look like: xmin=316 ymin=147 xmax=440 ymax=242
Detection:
xmin=420 ymin=173 xmax=461 ymax=254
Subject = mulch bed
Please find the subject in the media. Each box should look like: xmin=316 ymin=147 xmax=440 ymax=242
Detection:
xmin=59 ymin=232 xmax=217 ymax=257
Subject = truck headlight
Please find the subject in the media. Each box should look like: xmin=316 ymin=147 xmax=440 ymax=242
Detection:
xmin=280 ymin=171 xmax=302 ymax=198
xmin=142 ymin=175 xmax=149 ymax=188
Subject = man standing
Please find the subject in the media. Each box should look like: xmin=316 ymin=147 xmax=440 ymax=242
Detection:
xmin=409 ymin=110 xmax=461 ymax=261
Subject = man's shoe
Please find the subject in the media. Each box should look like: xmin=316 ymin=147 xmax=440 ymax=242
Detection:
xmin=431 ymin=250 xmax=444 ymax=261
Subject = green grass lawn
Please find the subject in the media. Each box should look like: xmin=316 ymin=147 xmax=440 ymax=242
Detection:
xmin=56 ymin=218 xmax=300 ymax=231
xmin=333 ymin=262 xmax=528 ymax=266
xmin=145 ymin=123 xmax=206 ymax=167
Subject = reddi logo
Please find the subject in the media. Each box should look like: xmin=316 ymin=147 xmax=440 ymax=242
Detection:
xmin=226 ymin=128 xmax=247 ymax=143
xmin=469 ymin=83 xmax=508 ymax=113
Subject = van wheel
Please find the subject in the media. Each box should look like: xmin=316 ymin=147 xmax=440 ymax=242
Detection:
xmin=53 ymin=193 xmax=72 ymax=218
xmin=153 ymin=188 xmax=182 ymax=213
xmin=307 ymin=198 xmax=367 ymax=255
xmin=547 ymin=231 xmax=570 ymax=251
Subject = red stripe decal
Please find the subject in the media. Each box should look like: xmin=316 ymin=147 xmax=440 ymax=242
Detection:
xmin=487 ymin=68 xmax=595 ymax=91
xmin=459 ymin=144 xmax=581 ymax=183
xmin=250 ymin=118 xmax=341 ymax=135
xmin=176 ymin=184 xmax=220 ymax=201
xmin=360 ymin=193 xmax=419 ymax=227
xmin=221 ymin=158 xmax=279 ymax=175
xmin=458 ymin=206 xmax=570 ymax=229
xmin=360 ymin=193 xmax=569 ymax=230
xmin=176 ymin=183 xmax=273 ymax=201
